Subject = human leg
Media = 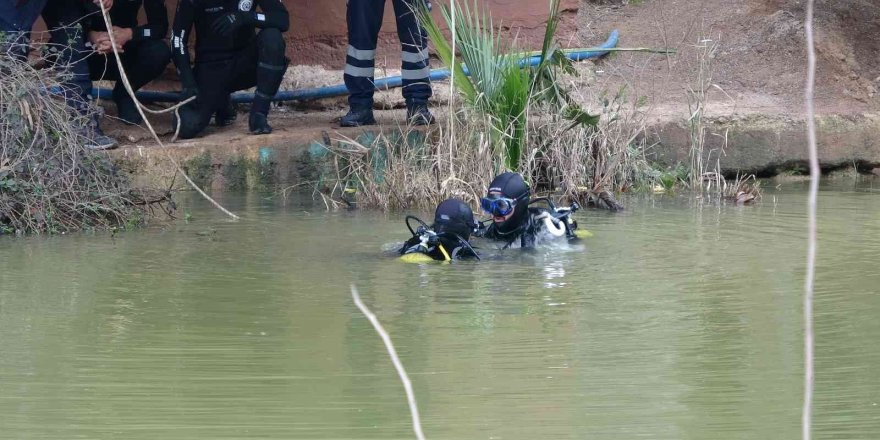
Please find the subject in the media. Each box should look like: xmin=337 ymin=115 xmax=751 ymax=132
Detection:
xmin=341 ymin=0 xmax=385 ymax=126
xmin=227 ymin=29 xmax=288 ymax=135
xmin=175 ymin=60 xmax=231 ymax=139
xmin=111 ymin=39 xmax=171 ymax=124
xmin=45 ymin=15 xmax=116 ymax=149
xmin=393 ymin=0 xmax=433 ymax=124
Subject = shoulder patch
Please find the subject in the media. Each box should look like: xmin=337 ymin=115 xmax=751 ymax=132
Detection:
xmin=238 ymin=0 xmax=253 ymax=11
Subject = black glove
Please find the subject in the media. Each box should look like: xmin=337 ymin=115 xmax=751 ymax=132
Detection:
xmin=211 ymin=12 xmax=253 ymax=37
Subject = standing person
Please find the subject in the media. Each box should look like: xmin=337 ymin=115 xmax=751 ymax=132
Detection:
xmin=86 ymin=0 xmax=172 ymax=125
xmin=170 ymin=0 xmax=290 ymax=139
xmin=1 ymin=0 xmax=118 ymax=149
xmin=341 ymin=0 xmax=434 ymax=127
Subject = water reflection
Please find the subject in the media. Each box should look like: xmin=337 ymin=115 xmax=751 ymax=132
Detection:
xmin=1 ymin=182 xmax=879 ymax=439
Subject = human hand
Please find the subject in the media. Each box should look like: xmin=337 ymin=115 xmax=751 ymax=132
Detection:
xmin=111 ymin=26 xmax=133 ymax=47
xmin=89 ymin=31 xmax=113 ymax=54
xmin=88 ymin=30 xmax=108 ymax=46
xmin=211 ymin=12 xmax=252 ymax=37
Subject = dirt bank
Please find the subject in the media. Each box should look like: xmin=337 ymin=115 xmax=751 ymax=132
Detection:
xmin=576 ymin=0 xmax=879 ymax=115
xmin=103 ymin=0 xmax=880 ymax=190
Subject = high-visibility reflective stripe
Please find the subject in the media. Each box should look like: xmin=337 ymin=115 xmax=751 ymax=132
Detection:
xmin=345 ymin=64 xmax=375 ymax=78
xmin=400 ymin=48 xmax=429 ymax=63
xmin=401 ymin=66 xmax=430 ymax=80
xmin=347 ymin=45 xmax=376 ymax=61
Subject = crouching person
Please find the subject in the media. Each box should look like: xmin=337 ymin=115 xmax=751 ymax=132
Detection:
xmin=4 ymin=0 xmax=118 ymax=149
xmin=86 ymin=0 xmax=172 ymax=125
xmin=171 ymin=0 xmax=289 ymax=138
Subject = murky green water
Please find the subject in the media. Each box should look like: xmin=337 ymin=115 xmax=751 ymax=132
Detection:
xmin=1 ymin=182 xmax=879 ymax=439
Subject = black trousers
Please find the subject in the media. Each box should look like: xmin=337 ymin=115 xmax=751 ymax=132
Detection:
xmin=344 ymin=0 xmax=432 ymax=110
xmin=87 ymin=39 xmax=171 ymax=100
xmin=177 ymin=28 xmax=288 ymax=139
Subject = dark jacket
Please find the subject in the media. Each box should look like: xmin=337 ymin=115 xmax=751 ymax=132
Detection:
xmin=170 ymin=0 xmax=288 ymax=89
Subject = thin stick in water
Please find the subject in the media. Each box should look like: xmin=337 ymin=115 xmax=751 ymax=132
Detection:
xmin=351 ymin=285 xmax=426 ymax=440
xmin=803 ymin=0 xmax=818 ymax=440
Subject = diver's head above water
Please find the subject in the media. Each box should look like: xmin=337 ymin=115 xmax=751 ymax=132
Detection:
xmin=482 ymin=172 xmax=531 ymax=234
xmin=433 ymin=198 xmax=478 ymax=240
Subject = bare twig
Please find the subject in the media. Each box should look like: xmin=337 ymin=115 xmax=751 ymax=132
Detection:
xmin=350 ymin=285 xmax=426 ymax=440
xmin=0 ymin=47 xmax=144 ymax=233
xmin=803 ymin=0 xmax=818 ymax=439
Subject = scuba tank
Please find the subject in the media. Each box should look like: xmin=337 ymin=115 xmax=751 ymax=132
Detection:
xmin=528 ymin=197 xmax=582 ymax=239
xmin=399 ymin=215 xmax=481 ymax=263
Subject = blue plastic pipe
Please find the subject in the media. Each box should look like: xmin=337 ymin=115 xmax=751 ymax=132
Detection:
xmin=91 ymin=30 xmax=620 ymax=104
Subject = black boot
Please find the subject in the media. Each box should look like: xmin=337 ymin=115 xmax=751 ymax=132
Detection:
xmin=407 ymin=104 xmax=435 ymax=126
xmin=213 ymin=97 xmax=237 ymax=127
xmin=340 ymin=108 xmax=376 ymax=127
xmin=112 ymin=87 xmax=143 ymax=126
xmin=249 ymin=112 xmax=273 ymax=135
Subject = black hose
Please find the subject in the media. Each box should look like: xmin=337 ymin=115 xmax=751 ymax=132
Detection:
xmin=455 ymin=235 xmax=482 ymax=261
xmin=529 ymin=197 xmax=557 ymax=211
xmin=436 ymin=232 xmax=481 ymax=261
xmin=405 ymin=215 xmax=430 ymax=236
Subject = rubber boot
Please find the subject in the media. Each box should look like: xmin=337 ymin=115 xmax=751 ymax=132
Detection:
xmin=340 ymin=108 xmax=376 ymax=127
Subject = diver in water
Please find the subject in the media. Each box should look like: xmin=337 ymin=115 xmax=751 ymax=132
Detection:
xmin=399 ymin=198 xmax=480 ymax=262
xmin=478 ymin=172 xmax=580 ymax=249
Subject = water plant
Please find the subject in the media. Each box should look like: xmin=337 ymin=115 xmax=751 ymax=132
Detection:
xmin=416 ymin=0 xmax=598 ymax=170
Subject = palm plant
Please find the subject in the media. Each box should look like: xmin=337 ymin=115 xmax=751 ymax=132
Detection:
xmin=416 ymin=0 xmax=598 ymax=170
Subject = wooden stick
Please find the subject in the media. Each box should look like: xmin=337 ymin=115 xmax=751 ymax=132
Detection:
xmin=351 ymin=285 xmax=426 ymax=440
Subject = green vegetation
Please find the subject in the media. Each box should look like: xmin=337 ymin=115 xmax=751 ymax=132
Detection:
xmin=417 ymin=0 xmax=598 ymax=170
xmin=0 ymin=51 xmax=168 ymax=235
xmin=303 ymin=1 xmax=758 ymax=210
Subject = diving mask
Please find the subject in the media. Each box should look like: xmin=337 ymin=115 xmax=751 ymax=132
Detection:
xmin=481 ymin=196 xmax=518 ymax=217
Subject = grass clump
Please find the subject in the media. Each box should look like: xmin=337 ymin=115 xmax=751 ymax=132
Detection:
xmin=0 ymin=47 xmax=167 ymax=235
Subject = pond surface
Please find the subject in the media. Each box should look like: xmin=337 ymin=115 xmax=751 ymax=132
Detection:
xmin=1 ymin=181 xmax=879 ymax=439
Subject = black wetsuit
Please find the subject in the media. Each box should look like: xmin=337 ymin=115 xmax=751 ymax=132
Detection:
xmin=171 ymin=0 xmax=289 ymax=138
xmin=481 ymin=207 xmax=575 ymax=249
xmin=86 ymin=0 xmax=171 ymax=109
